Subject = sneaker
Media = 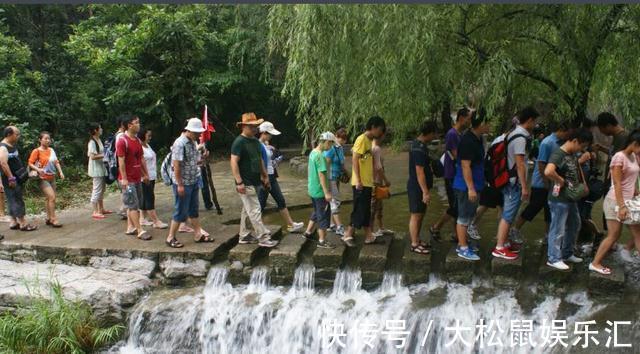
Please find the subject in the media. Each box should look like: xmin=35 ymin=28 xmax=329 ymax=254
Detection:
xmin=341 ymin=237 xmax=356 ymax=248
xmin=258 ymin=236 xmax=278 ymax=248
xmin=301 ymin=232 xmax=315 ymax=240
xmin=492 ymin=247 xmax=519 ymax=260
xmin=153 ymin=222 xmax=169 ymax=230
xmin=456 ymin=246 xmax=480 ymax=261
xmin=287 ymin=222 xmax=305 ymax=233
xmin=380 ymin=229 xmax=394 ymax=235
xmin=509 ymin=228 xmax=524 ymax=245
xmin=317 ymin=239 xmax=336 ymax=249
xmin=335 ymin=225 xmax=345 ymax=237
xmin=140 ymin=219 xmax=153 ymax=227
xmin=372 ymin=229 xmax=384 ymax=238
xmin=429 ymin=226 xmax=442 ymax=242
xmin=467 ymin=223 xmax=481 ymax=240
xmin=547 ymin=260 xmax=570 ymax=271
xmin=328 ymin=224 xmax=337 ymax=232
xmin=239 ymin=234 xmax=259 ymax=244
xmin=620 ymin=248 xmax=634 ymax=263
xmin=467 ymin=241 xmax=480 ymax=253
xmin=565 ymin=255 xmax=583 ymax=263
xmin=505 ymin=241 xmax=522 ymax=254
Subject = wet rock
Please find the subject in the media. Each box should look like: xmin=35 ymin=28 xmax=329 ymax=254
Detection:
xmin=159 ymin=257 xmax=209 ymax=279
xmin=588 ymin=262 xmax=625 ymax=296
xmin=0 ymin=259 xmax=150 ymax=324
xmin=89 ymin=256 xmax=156 ymax=278
xmin=230 ymin=260 xmax=244 ymax=271
xmin=269 ymin=233 xmax=306 ymax=286
xmin=444 ymin=247 xmax=476 ymax=284
xmin=491 ymin=255 xmax=522 ymax=288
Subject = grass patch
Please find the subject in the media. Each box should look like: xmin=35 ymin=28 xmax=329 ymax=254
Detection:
xmin=0 ymin=280 xmax=124 ymax=354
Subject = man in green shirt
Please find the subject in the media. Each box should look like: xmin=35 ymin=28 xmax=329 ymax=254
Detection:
xmin=230 ymin=112 xmax=277 ymax=248
xmin=302 ymin=132 xmax=339 ymax=249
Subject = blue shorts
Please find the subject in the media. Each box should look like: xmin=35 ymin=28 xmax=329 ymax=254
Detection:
xmin=455 ymin=189 xmax=479 ymax=226
xmin=310 ymin=197 xmax=331 ymax=229
xmin=501 ymin=182 xmax=522 ymax=224
xmin=172 ymin=184 xmax=200 ymax=222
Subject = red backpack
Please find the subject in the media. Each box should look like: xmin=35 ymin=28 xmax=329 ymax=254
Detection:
xmin=484 ymin=132 xmax=526 ymax=189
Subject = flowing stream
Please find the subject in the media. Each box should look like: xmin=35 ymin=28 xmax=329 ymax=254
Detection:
xmin=113 ymin=264 xmax=638 ymax=354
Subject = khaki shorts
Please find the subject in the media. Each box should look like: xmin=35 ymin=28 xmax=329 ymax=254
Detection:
xmin=603 ymin=197 xmax=639 ymax=225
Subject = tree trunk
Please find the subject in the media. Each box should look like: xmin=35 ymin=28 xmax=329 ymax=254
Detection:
xmin=440 ymin=99 xmax=451 ymax=132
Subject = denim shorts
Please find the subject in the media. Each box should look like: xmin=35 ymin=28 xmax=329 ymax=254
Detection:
xmin=310 ymin=197 xmax=331 ymax=229
xmin=501 ymin=182 xmax=522 ymax=224
xmin=172 ymin=184 xmax=200 ymax=222
xmin=455 ymin=189 xmax=479 ymax=226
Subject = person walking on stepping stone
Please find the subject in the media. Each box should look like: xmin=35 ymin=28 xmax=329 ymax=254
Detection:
xmin=165 ymin=118 xmax=212 ymax=248
xmin=230 ymin=113 xmax=278 ymax=248
xmin=341 ymin=116 xmax=386 ymax=247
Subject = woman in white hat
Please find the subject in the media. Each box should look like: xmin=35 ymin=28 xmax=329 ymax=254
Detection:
xmin=257 ymin=121 xmax=304 ymax=233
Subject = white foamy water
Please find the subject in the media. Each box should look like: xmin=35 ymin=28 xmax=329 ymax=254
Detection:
xmin=115 ymin=266 xmax=633 ymax=354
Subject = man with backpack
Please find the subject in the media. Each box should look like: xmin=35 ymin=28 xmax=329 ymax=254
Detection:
xmin=116 ymin=114 xmax=151 ymax=241
xmin=508 ymin=122 xmax=571 ymax=245
xmin=165 ymin=118 xmax=211 ymax=248
xmin=103 ymin=117 xmax=127 ymax=219
xmin=491 ymin=107 xmax=539 ymax=260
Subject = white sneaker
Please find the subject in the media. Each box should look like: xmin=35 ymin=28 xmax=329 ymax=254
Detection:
xmin=258 ymin=236 xmax=278 ymax=248
xmin=287 ymin=222 xmax=304 ymax=233
xmin=372 ymin=229 xmax=384 ymax=238
xmin=380 ymin=229 xmax=394 ymax=235
xmin=547 ymin=260 xmax=570 ymax=270
xmin=565 ymin=255 xmax=583 ymax=263
xmin=620 ymin=248 xmax=634 ymax=263
xmin=335 ymin=225 xmax=345 ymax=237
xmin=467 ymin=223 xmax=481 ymax=240
xmin=509 ymin=228 xmax=524 ymax=244
xmin=140 ymin=219 xmax=153 ymax=227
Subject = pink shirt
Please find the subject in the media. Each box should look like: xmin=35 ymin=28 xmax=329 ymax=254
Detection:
xmin=606 ymin=151 xmax=640 ymax=201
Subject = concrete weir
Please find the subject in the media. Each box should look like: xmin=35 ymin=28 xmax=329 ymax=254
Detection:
xmin=227 ymin=225 xmax=283 ymax=284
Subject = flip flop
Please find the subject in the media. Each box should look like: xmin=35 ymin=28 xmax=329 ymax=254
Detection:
xmin=410 ymin=244 xmax=430 ymax=255
xmin=194 ymin=235 xmax=214 ymax=243
xmin=102 ymin=210 xmax=114 ymax=215
xmin=46 ymin=220 xmax=63 ymax=228
xmin=165 ymin=237 xmax=184 ymax=248
xmin=92 ymin=214 xmax=106 ymax=220
xmin=588 ymin=263 xmax=611 ymax=275
xmin=20 ymin=224 xmax=37 ymax=232
xmin=137 ymin=230 xmax=152 ymax=241
xmin=125 ymin=229 xmax=138 ymax=236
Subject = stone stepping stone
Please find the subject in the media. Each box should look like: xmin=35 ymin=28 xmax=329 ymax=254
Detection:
xmin=312 ymin=232 xmax=346 ymax=288
xmin=491 ymin=254 xmax=523 ymax=288
xmin=588 ymin=262 xmax=625 ymax=296
xmin=358 ymin=234 xmax=394 ymax=289
xmin=269 ymin=232 xmax=308 ymax=286
xmin=227 ymin=225 xmax=282 ymax=284
xmin=400 ymin=236 xmax=431 ymax=286
xmin=444 ymin=246 xmax=479 ymax=284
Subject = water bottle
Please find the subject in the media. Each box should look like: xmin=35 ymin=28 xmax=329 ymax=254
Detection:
xmin=552 ymin=182 xmax=561 ymax=197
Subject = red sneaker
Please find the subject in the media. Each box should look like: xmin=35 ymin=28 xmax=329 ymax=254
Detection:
xmin=492 ymin=247 xmax=519 ymax=260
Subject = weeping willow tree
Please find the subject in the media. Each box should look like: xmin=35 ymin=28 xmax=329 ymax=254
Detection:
xmin=268 ymin=4 xmax=640 ymax=143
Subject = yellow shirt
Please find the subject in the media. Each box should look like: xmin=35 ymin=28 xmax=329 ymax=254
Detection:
xmin=351 ymin=133 xmax=374 ymax=187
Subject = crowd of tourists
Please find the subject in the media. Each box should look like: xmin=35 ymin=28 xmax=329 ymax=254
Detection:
xmin=0 ymin=108 xmax=637 ymax=277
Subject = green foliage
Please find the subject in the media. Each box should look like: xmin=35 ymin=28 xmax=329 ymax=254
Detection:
xmin=0 ymin=280 xmax=124 ymax=354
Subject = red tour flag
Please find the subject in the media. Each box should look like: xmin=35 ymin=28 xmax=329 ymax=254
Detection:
xmin=200 ymin=105 xmax=216 ymax=144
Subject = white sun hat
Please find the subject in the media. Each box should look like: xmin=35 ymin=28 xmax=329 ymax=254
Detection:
xmin=319 ymin=131 xmax=338 ymax=144
xmin=258 ymin=121 xmax=281 ymax=135
xmin=185 ymin=118 xmax=206 ymax=133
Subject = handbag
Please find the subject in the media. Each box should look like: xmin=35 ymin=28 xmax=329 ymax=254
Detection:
xmin=339 ymin=171 xmax=350 ymax=184
xmin=374 ymin=185 xmax=391 ymax=200
xmin=564 ymin=159 xmax=589 ymax=202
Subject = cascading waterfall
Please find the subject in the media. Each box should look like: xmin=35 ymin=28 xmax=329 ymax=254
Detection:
xmin=115 ymin=265 xmax=632 ymax=354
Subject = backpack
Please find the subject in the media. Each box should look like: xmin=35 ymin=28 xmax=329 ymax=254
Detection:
xmin=103 ymin=134 xmax=119 ymax=185
xmin=484 ymin=132 xmax=526 ymax=189
xmin=160 ymin=144 xmax=187 ymax=186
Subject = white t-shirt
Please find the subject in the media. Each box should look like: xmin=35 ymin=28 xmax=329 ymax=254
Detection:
xmin=142 ymin=145 xmax=157 ymax=181
xmin=262 ymin=142 xmax=275 ymax=175
xmin=507 ymin=125 xmax=530 ymax=184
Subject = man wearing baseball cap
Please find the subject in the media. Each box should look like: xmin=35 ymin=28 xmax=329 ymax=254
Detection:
xmin=165 ymin=118 xmax=211 ymax=248
xmin=258 ymin=121 xmax=305 ymax=233
xmin=230 ymin=113 xmax=278 ymax=248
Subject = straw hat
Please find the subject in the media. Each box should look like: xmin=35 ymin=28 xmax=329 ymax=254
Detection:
xmin=236 ymin=112 xmax=264 ymax=127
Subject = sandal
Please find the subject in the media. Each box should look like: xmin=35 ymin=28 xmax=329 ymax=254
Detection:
xmin=179 ymin=225 xmax=194 ymax=233
xmin=92 ymin=214 xmax=106 ymax=220
xmin=194 ymin=234 xmax=214 ymax=243
xmin=125 ymin=228 xmax=137 ymax=236
xmin=20 ymin=224 xmax=37 ymax=232
xmin=137 ymin=230 xmax=152 ymax=241
xmin=9 ymin=224 xmax=20 ymax=230
xmin=589 ymin=263 xmax=611 ymax=275
xmin=166 ymin=237 xmax=184 ymax=248
xmin=102 ymin=210 xmax=114 ymax=215
xmin=411 ymin=244 xmax=430 ymax=255
xmin=45 ymin=220 xmax=63 ymax=228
